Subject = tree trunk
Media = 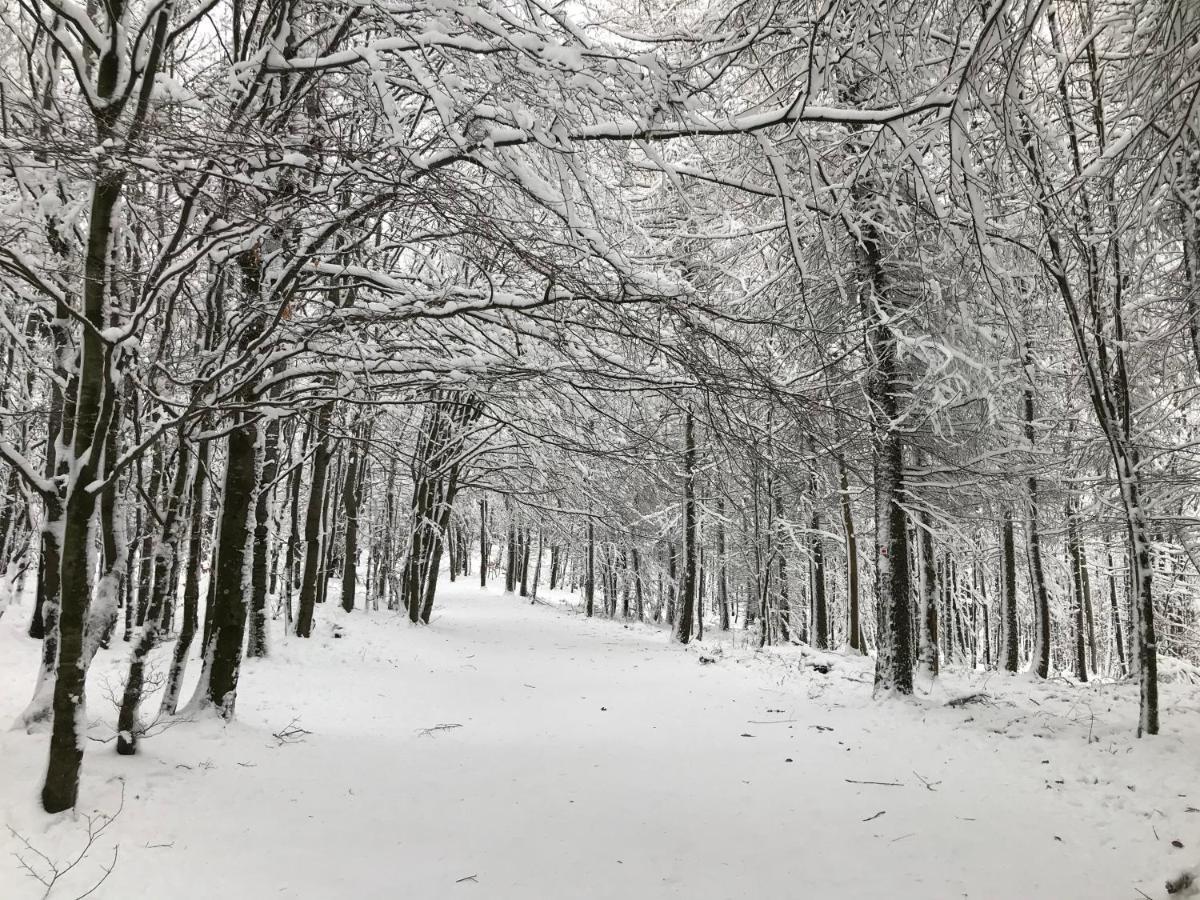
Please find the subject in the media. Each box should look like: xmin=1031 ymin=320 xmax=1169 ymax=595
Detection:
xmin=117 ymin=437 xmax=190 ymax=754
xmin=296 ymin=403 xmax=334 ymax=637
xmin=675 ymin=408 xmax=698 ymax=643
xmin=190 ymin=418 xmax=258 ymax=719
xmin=340 ymin=421 xmax=363 ymax=612
xmin=247 ymin=416 xmax=280 ymax=656
xmin=479 ymin=498 xmax=489 ymax=588
xmin=585 ymin=517 xmax=595 ymax=617
xmin=917 ymin=506 xmax=939 ymax=679
xmin=161 ymin=439 xmax=207 ymax=717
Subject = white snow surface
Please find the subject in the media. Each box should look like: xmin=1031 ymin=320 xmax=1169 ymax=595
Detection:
xmin=1 ymin=579 xmax=1198 ymax=899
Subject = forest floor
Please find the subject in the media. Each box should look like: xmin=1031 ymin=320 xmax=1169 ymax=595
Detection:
xmin=1 ymin=580 xmax=1199 ymax=900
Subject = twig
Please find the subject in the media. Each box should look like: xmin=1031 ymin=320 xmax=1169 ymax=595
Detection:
xmin=456 ymin=874 xmax=478 ymax=883
xmin=9 ymin=781 xmax=125 ymax=900
xmin=74 ymin=846 xmax=118 ymax=900
xmin=417 ymin=723 xmax=463 ymax=737
xmin=912 ymin=771 xmax=940 ymax=792
xmin=272 ymin=717 xmax=312 ymax=745
xmin=846 ymin=779 xmax=904 ymax=787
xmin=862 ymin=810 xmax=886 ymax=822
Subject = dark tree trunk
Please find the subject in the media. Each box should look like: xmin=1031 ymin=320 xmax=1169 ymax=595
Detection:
xmin=296 ymin=403 xmax=333 ymax=637
xmin=1107 ymin=543 xmax=1127 ymax=676
xmin=505 ymin=517 xmax=517 ymax=594
xmin=1000 ymin=511 xmax=1020 ymax=672
xmin=917 ymin=507 xmax=939 ymax=679
xmin=519 ymin=526 xmax=532 ymax=597
xmin=41 ymin=140 xmax=126 ymax=812
xmin=675 ymin=409 xmax=698 ymax=643
xmin=341 ymin=424 xmax=363 ymax=612
xmin=479 ymin=498 xmax=489 ymax=588
xmin=836 ymin=459 xmax=861 ymax=651
xmin=1066 ymin=501 xmax=1089 ymax=682
xmin=161 ymin=440 xmax=207 ymax=717
xmin=247 ymin=416 xmax=280 ymax=656
xmin=666 ymin=541 xmax=678 ymax=626
xmin=585 ymin=517 xmax=595 ymax=617
xmin=193 ymin=418 xmax=258 ymax=718
xmin=811 ymin=504 xmax=828 ymax=650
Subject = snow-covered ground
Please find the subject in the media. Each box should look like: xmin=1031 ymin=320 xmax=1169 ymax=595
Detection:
xmin=1 ymin=580 xmax=1198 ymax=899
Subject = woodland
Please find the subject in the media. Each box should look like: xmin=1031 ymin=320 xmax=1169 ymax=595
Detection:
xmin=0 ymin=0 xmax=1199 ymax=897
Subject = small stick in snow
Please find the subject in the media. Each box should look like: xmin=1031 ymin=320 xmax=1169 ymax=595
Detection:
xmin=912 ymin=771 xmax=940 ymax=792
xmin=845 ymin=779 xmax=904 ymax=787
xmin=272 ymin=718 xmax=312 ymax=745
xmin=862 ymin=810 xmax=886 ymax=822
xmin=456 ymin=874 xmax=478 ymax=883
xmin=418 ymin=723 xmax=463 ymax=737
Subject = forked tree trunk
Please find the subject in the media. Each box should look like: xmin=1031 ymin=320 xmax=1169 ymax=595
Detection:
xmin=117 ymin=437 xmax=191 ymax=754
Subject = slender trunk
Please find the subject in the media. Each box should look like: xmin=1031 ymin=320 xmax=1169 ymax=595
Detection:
xmin=519 ymin=526 xmax=532 ymax=597
xmin=161 ymin=440 xmax=207 ymax=717
xmin=479 ymin=498 xmax=488 ymax=588
xmin=716 ymin=499 xmax=730 ymax=631
xmin=1065 ymin=500 xmax=1089 ymax=682
xmin=340 ymin=423 xmax=363 ymax=612
xmin=632 ymin=547 xmax=644 ymax=621
xmin=1106 ymin=543 xmax=1127 ymax=676
xmin=531 ymin=530 xmax=544 ymax=599
xmin=117 ymin=437 xmax=190 ymax=754
xmin=810 ymin=503 xmax=828 ymax=650
xmin=675 ymin=408 xmax=698 ymax=644
xmin=1022 ymin=346 xmax=1052 ymax=679
xmin=296 ymin=403 xmax=333 ymax=637
xmin=505 ymin=518 xmax=517 ymax=594
xmin=1000 ymin=511 xmax=1019 ymax=672
xmin=836 ymin=459 xmax=861 ymax=652
xmin=917 ymin=505 xmax=939 ymax=679
xmin=585 ymin=517 xmax=595 ymax=617
xmin=247 ymin=416 xmax=279 ymax=656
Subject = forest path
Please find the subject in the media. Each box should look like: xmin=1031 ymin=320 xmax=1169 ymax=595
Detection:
xmin=2 ymin=580 xmax=1196 ymax=899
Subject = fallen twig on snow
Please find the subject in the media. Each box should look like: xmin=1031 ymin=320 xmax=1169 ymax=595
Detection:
xmin=9 ymin=781 xmax=124 ymax=900
xmin=912 ymin=771 xmax=940 ymax=792
xmin=418 ymin=723 xmax=463 ymax=737
xmin=272 ymin=718 xmax=312 ymax=745
xmin=845 ymin=779 xmax=904 ymax=788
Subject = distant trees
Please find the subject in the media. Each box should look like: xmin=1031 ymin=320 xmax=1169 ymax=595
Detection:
xmin=0 ymin=0 xmax=1196 ymax=816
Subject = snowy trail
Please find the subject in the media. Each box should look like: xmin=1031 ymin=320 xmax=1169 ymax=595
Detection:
xmin=2 ymin=581 xmax=1197 ymax=899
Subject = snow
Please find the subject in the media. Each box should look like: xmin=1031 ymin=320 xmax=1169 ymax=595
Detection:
xmin=1 ymin=578 xmax=1198 ymax=899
